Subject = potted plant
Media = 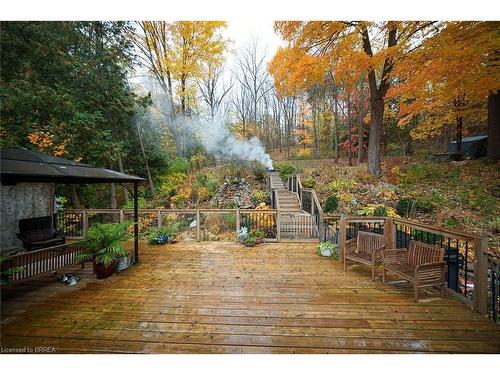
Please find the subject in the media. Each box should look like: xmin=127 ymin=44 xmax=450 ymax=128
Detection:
xmin=317 ymin=242 xmax=339 ymax=259
xmin=243 ymin=236 xmax=257 ymax=247
xmin=237 ymin=226 xmax=249 ymax=243
xmin=77 ymin=222 xmax=131 ymax=279
xmin=250 ymin=228 xmax=264 ymax=244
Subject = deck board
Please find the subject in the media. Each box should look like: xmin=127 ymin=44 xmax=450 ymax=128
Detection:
xmin=2 ymin=241 xmax=500 ymax=353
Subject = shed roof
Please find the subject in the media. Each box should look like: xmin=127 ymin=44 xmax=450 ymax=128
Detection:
xmin=0 ymin=148 xmax=145 ymax=184
xmin=449 ymin=135 xmax=488 ymax=144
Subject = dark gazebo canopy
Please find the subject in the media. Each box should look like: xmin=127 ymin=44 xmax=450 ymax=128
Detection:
xmin=0 ymin=148 xmax=144 ymax=184
xmin=0 ymin=148 xmax=144 ymax=262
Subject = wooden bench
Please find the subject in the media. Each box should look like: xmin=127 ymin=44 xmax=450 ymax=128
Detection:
xmin=343 ymin=231 xmax=385 ymax=281
xmin=382 ymin=240 xmax=445 ymax=302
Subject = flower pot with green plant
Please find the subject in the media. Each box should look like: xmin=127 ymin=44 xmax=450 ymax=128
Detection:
xmin=317 ymin=242 xmax=339 ymax=259
xmin=77 ymin=222 xmax=131 ymax=279
xmin=244 ymin=236 xmax=257 ymax=247
xmin=250 ymin=228 xmax=264 ymax=244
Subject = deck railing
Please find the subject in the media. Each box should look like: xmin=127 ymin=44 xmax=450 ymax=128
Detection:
xmin=54 ymin=208 xmax=495 ymax=321
xmin=56 ymin=208 xmax=280 ymax=242
xmin=2 ymin=242 xmax=86 ymax=283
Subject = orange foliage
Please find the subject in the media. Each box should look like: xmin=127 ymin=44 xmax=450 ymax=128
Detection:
xmin=388 ymin=22 xmax=500 ymax=139
xmin=27 ymin=131 xmax=66 ymax=156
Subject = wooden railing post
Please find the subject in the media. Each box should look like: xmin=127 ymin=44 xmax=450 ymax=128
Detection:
xmin=384 ymin=217 xmax=396 ymax=249
xmin=82 ymin=209 xmax=88 ymax=238
xmin=119 ymin=209 xmax=124 ymax=224
xmin=339 ymin=216 xmax=347 ymax=261
xmin=473 ymin=237 xmax=489 ymax=315
xmin=157 ymin=209 xmax=162 ymax=228
xmin=235 ymin=208 xmax=241 ymax=243
xmin=196 ymin=210 xmax=201 ymax=242
xmin=276 ymin=210 xmax=281 ymax=242
xmin=318 ymin=214 xmax=325 ymax=241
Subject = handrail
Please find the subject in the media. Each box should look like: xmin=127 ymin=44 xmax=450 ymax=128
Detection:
xmin=394 ymin=218 xmax=480 ymax=241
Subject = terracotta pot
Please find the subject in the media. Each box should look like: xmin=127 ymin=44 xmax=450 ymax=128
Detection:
xmin=255 ymin=237 xmax=263 ymax=244
xmin=93 ymin=261 xmax=115 ymax=279
xmin=244 ymin=242 xmax=256 ymax=247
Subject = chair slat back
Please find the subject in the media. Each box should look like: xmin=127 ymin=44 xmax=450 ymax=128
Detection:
xmin=356 ymin=231 xmax=384 ymax=253
xmin=408 ymin=240 xmax=445 ymax=266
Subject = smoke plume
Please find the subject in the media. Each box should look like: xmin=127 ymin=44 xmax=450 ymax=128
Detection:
xmin=191 ymin=119 xmax=273 ymax=169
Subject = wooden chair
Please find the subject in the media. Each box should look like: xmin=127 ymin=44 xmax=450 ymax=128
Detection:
xmin=343 ymin=231 xmax=385 ymax=281
xmin=381 ymin=240 xmax=445 ymax=302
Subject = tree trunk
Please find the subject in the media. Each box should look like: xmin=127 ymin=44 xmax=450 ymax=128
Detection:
xmin=367 ymin=95 xmax=384 ymax=177
xmin=487 ymin=90 xmax=500 ymax=160
xmin=70 ymin=185 xmax=82 ymax=209
xmin=357 ymin=81 xmax=366 ymax=163
xmin=312 ymin=99 xmax=318 ymax=159
xmin=117 ymin=154 xmax=129 ymax=203
xmin=333 ymin=99 xmax=339 ymax=163
xmin=136 ymin=119 xmax=155 ymax=196
xmin=347 ymin=92 xmax=353 ymax=166
xmin=456 ymin=115 xmax=463 ymax=160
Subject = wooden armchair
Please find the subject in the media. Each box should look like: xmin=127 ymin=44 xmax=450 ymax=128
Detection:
xmin=382 ymin=240 xmax=445 ymax=302
xmin=343 ymin=231 xmax=385 ymax=281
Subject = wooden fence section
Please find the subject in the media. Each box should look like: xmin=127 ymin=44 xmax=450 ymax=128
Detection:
xmin=279 ymin=212 xmax=317 ymax=239
xmin=2 ymin=242 xmax=85 ymax=283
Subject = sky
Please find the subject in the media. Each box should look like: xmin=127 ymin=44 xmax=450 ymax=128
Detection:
xmin=225 ymin=20 xmax=284 ymax=64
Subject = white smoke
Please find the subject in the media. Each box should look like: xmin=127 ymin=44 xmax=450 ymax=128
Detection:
xmin=194 ymin=119 xmax=273 ymax=170
xmin=133 ymin=80 xmax=273 ymax=169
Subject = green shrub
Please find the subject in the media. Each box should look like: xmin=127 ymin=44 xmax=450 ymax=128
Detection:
xmin=252 ymin=163 xmax=266 ymax=181
xmin=414 ymin=197 xmax=434 ymax=213
xmin=274 ymin=162 xmax=297 ymax=181
xmin=396 ymin=198 xmax=414 ymax=217
xmin=324 ymin=196 xmax=339 ymax=213
xmin=251 ymin=189 xmax=269 ymax=204
xmin=373 ymin=205 xmax=388 ymax=216
xmin=302 ymin=176 xmax=316 ymax=188
xmin=168 ymin=157 xmax=189 ymax=174
xmin=122 ymin=196 xmax=154 ymax=209
xmin=396 ymin=197 xmax=433 ymax=216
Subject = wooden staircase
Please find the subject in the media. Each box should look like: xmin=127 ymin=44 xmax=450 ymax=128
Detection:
xmin=267 ymin=171 xmax=318 ymax=241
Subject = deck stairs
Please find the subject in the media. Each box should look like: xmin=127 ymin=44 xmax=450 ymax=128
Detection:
xmin=267 ymin=172 xmax=319 ymax=241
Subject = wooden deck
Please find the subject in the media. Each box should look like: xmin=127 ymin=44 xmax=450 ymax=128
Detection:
xmin=1 ymin=241 xmax=500 ymax=353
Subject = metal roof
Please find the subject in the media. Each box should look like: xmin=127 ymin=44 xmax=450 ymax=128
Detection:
xmin=449 ymin=135 xmax=488 ymax=144
xmin=0 ymin=148 xmax=145 ymax=184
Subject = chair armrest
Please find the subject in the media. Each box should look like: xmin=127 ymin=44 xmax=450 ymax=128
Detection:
xmin=344 ymin=238 xmax=357 ymax=254
xmin=415 ymin=261 xmax=446 ymax=271
xmin=371 ymin=245 xmax=386 ymax=261
xmin=382 ymin=248 xmax=408 ymax=265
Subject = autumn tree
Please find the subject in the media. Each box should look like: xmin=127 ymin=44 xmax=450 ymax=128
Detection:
xmin=133 ymin=21 xmax=228 ymax=155
xmin=273 ymin=21 xmax=437 ymax=176
xmin=389 ymin=22 xmax=500 ymax=159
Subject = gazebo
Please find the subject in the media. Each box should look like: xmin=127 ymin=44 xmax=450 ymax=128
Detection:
xmin=0 ymin=148 xmax=145 ymax=262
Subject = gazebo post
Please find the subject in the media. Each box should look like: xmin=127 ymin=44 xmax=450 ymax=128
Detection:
xmin=133 ymin=181 xmax=139 ymax=264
